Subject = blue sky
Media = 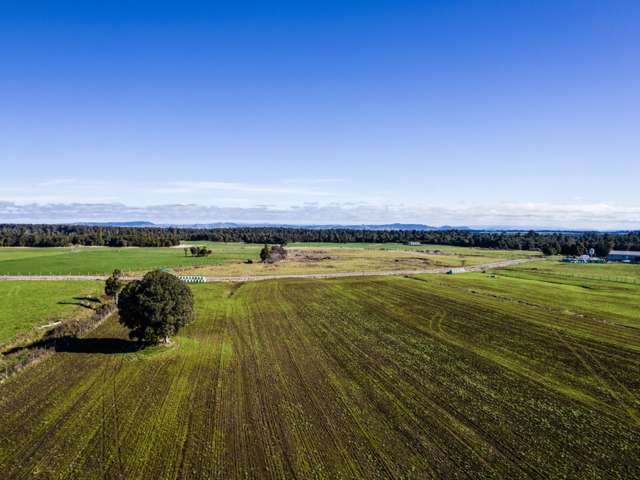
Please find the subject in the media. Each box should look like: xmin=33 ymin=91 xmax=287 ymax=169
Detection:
xmin=1 ymin=1 xmax=639 ymax=228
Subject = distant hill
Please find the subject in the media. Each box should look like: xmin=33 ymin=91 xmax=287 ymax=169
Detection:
xmin=74 ymin=221 xmax=470 ymax=231
xmin=75 ymin=221 xmax=157 ymax=227
xmin=157 ymin=222 xmax=470 ymax=231
xmin=69 ymin=222 xmax=636 ymax=233
xmin=75 ymin=221 xmax=468 ymax=230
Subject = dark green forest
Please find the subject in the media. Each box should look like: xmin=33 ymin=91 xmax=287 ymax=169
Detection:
xmin=0 ymin=224 xmax=638 ymax=256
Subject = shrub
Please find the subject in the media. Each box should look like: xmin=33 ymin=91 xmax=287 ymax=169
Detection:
xmin=105 ymin=269 xmax=123 ymax=300
xmin=188 ymin=246 xmax=212 ymax=257
xmin=260 ymin=244 xmax=288 ymax=263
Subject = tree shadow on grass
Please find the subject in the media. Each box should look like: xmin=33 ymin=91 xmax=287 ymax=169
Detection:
xmin=57 ymin=296 xmax=103 ymax=310
xmin=55 ymin=337 xmax=143 ymax=354
xmin=3 ymin=336 xmax=143 ymax=356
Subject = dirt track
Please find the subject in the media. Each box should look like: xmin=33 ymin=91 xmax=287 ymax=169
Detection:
xmin=0 ymin=258 xmax=535 ymax=282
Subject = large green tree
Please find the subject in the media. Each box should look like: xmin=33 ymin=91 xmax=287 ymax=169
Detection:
xmin=117 ymin=270 xmax=194 ymax=344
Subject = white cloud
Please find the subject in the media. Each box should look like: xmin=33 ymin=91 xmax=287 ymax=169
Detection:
xmin=0 ymin=200 xmax=638 ymax=229
xmin=0 ymin=179 xmax=352 ymax=206
xmin=150 ymin=181 xmax=333 ymax=196
xmin=37 ymin=178 xmax=77 ymax=187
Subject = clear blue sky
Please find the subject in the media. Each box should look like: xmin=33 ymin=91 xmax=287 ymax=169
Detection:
xmin=1 ymin=1 xmax=639 ymax=228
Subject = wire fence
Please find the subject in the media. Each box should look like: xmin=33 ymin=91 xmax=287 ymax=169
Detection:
xmin=505 ymin=268 xmax=640 ymax=286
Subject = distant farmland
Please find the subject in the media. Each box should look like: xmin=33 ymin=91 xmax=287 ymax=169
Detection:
xmin=286 ymin=241 xmax=544 ymax=259
xmin=0 ymin=244 xmax=261 ymax=275
xmin=0 ymin=243 xmax=524 ymax=277
xmin=1 ymin=271 xmax=638 ymax=479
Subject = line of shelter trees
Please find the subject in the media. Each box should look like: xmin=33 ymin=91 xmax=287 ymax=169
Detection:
xmin=0 ymin=224 xmax=639 ymax=256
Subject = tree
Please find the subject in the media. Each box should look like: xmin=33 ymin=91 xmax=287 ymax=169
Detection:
xmin=104 ymin=269 xmax=124 ymax=302
xmin=594 ymin=240 xmax=612 ymax=258
xmin=260 ymin=244 xmax=270 ymax=262
xmin=117 ymin=270 xmax=194 ymax=344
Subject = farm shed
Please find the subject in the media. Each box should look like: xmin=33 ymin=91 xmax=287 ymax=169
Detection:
xmin=607 ymin=250 xmax=640 ymax=263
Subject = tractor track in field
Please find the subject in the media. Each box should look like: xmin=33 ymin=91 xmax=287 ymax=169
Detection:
xmin=552 ymin=329 xmax=640 ymax=426
xmin=311 ymin=284 xmax=544 ymax=479
xmin=0 ymin=258 xmax=536 ymax=282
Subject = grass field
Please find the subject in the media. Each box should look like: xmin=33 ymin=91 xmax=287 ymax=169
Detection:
xmin=0 ymin=244 xmax=261 ymax=275
xmin=417 ymin=261 xmax=640 ymax=328
xmin=1 ymin=270 xmax=638 ymax=479
xmin=0 ymin=243 xmax=516 ymax=277
xmin=504 ymin=259 xmax=640 ymax=284
xmin=0 ymin=281 xmax=104 ymax=347
xmin=180 ymin=246 xmax=500 ymax=276
xmin=287 ymin=242 xmax=544 ymax=259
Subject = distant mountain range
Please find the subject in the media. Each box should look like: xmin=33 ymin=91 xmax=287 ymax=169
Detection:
xmin=72 ymin=222 xmax=637 ymax=234
xmin=76 ymin=221 xmax=470 ymax=231
xmin=76 ymin=221 xmax=157 ymax=227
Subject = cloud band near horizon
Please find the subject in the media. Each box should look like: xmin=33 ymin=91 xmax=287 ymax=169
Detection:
xmin=0 ymin=201 xmax=638 ymax=230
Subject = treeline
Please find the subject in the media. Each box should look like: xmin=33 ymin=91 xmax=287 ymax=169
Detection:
xmin=1 ymin=224 xmax=639 ymax=256
xmin=186 ymin=227 xmax=639 ymax=256
xmin=0 ymin=224 xmax=181 ymax=247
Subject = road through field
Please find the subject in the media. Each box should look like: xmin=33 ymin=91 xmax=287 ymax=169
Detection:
xmin=0 ymin=258 xmax=535 ymax=282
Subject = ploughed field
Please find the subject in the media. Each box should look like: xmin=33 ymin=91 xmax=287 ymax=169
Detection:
xmin=1 ymin=270 xmax=639 ymax=479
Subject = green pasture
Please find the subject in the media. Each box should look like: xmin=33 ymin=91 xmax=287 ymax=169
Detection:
xmin=0 ymin=244 xmax=261 ymax=275
xmin=0 ymin=243 xmax=537 ymax=276
xmin=505 ymin=259 xmax=640 ymax=283
xmin=0 ymin=281 xmax=103 ymax=347
xmin=417 ymin=264 xmax=640 ymax=330
xmin=287 ymin=241 xmax=543 ymax=258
